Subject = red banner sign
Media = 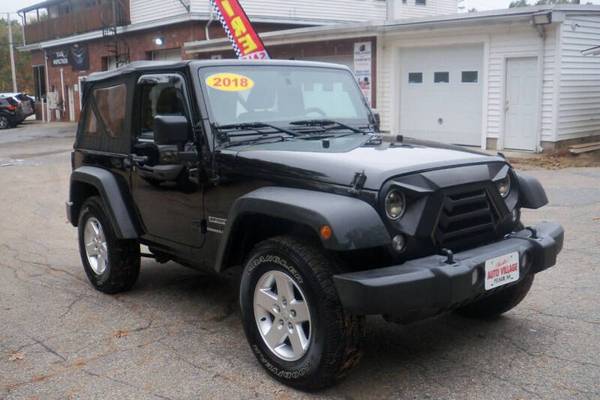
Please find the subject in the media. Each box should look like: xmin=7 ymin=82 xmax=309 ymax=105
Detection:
xmin=210 ymin=0 xmax=270 ymax=60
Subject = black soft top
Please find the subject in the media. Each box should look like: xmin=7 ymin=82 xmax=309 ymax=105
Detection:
xmin=85 ymin=59 xmax=353 ymax=83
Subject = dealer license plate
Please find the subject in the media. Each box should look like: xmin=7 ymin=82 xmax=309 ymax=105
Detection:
xmin=484 ymin=252 xmax=520 ymax=291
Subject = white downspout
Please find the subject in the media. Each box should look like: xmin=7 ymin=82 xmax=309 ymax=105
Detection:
xmin=60 ymin=67 xmax=66 ymax=120
xmin=534 ymin=21 xmax=547 ymax=153
xmin=44 ymin=49 xmax=50 ymax=123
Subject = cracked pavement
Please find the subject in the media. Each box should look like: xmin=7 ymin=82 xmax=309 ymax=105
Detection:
xmin=1 ymin=122 xmax=599 ymax=399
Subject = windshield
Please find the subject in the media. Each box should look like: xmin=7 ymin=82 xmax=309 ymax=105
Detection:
xmin=199 ymin=66 xmax=371 ymax=127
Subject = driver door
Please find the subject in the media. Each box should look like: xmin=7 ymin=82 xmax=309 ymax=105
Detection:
xmin=130 ymin=73 xmax=205 ymax=249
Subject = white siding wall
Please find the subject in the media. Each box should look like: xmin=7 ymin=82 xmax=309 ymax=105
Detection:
xmin=132 ymin=0 xmax=387 ymax=26
xmin=191 ymin=0 xmax=387 ymax=23
xmin=390 ymin=0 xmax=458 ymax=20
xmin=557 ymin=15 xmax=600 ymax=141
xmin=378 ymin=23 xmax=557 ymax=147
xmin=486 ymin=24 xmax=555 ymax=142
xmin=130 ymin=0 xmax=187 ymax=25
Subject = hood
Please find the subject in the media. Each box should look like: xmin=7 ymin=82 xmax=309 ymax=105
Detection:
xmin=230 ymin=136 xmax=506 ymax=191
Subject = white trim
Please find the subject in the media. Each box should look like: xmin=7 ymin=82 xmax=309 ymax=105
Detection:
xmin=481 ymin=35 xmax=490 ymax=150
xmin=536 ymin=30 xmax=546 ymax=152
xmin=186 ymin=30 xmax=379 ymax=54
xmin=376 ymin=32 xmax=384 ymax=113
xmin=392 ymin=46 xmax=401 ymax=134
xmin=551 ymin=22 xmax=562 ymax=143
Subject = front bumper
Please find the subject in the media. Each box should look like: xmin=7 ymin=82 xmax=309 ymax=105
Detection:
xmin=333 ymin=222 xmax=564 ymax=320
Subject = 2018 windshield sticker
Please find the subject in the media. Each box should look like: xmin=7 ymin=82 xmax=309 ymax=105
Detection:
xmin=206 ymin=73 xmax=254 ymax=91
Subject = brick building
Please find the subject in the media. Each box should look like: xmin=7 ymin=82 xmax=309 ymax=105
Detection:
xmin=18 ymin=0 xmax=458 ymax=123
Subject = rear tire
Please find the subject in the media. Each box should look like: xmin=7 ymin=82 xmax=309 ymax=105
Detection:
xmin=239 ymin=236 xmax=364 ymax=391
xmin=78 ymin=196 xmax=140 ymax=294
xmin=455 ymin=273 xmax=534 ymax=319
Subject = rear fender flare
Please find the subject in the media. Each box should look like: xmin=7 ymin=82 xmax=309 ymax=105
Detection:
xmin=69 ymin=166 xmax=139 ymax=239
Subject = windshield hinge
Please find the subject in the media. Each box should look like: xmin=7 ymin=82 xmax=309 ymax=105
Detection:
xmin=349 ymin=171 xmax=367 ymax=195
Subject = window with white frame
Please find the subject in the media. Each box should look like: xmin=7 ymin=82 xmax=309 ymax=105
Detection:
xmin=461 ymin=71 xmax=479 ymax=83
xmin=408 ymin=72 xmax=423 ymax=84
xmin=434 ymin=72 xmax=449 ymax=83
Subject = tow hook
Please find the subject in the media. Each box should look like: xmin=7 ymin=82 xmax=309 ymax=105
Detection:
xmin=441 ymin=248 xmax=455 ymax=265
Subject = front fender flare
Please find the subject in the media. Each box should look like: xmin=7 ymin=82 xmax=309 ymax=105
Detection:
xmin=69 ymin=166 xmax=139 ymax=239
xmin=215 ymin=187 xmax=391 ymax=270
xmin=516 ymin=172 xmax=549 ymax=209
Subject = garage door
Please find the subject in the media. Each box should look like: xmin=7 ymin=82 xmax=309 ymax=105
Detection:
xmin=399 ymin=44 xmax=483 ymax=146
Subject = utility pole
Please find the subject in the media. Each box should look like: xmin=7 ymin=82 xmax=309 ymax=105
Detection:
xmin=6 ymin=13 xmax=18 ymax=93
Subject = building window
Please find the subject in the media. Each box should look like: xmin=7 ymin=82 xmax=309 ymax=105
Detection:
xmin=434 ymin=72 xmax=449 ymax=83
xmin=415 ymin=0 xmax=426 ymax=5
xmin=461 ymin=71 xmax=479 ymax=83
xmin=408 ymin=72 xmax=423 ymax=84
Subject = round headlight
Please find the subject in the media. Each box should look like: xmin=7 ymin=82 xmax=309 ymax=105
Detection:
xmin=385 ymin=190 xmax=406 ymax=220
xmin=496 ymin=175 xmax=511 ymax=198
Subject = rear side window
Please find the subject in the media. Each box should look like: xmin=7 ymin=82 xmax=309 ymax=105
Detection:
xmin=94 ymin=85 xmax=127 ymax=138
xmin=77 ymin=82 xmax=131 ymax=153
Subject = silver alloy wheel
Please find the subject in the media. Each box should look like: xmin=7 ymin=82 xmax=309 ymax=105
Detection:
xmin=83 ymin=217 xmax=109 ymax=275
xmin=253 ymin=270 xmax=312 ymax=361
xmin=0 ymin=116 xmax=8 ymax=129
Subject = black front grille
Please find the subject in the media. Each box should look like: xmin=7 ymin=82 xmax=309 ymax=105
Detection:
xmin=434 ymin=187 xmax=499 ymax=250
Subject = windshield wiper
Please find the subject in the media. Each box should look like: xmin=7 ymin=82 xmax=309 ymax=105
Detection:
xmin=215 ymin=122 xmax=299 ymax=137
xmin=289 ymin=119 xmax=364 ymax=135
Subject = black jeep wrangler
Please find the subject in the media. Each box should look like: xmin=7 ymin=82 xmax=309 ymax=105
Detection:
xmin=67 ymin=60 xmax=564 ymax=390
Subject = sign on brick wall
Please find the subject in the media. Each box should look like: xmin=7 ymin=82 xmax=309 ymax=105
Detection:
xmin=49 ymin=44 xmax=89 ymax=71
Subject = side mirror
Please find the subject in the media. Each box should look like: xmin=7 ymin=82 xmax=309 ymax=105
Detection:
xmin=154 ymin=115 xmax=190 ymax=145
xmin=372 ymin=112 xmax=381 ymax=132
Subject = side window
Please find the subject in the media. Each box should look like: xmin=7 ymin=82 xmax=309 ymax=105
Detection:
xmin=77 ymin=82 xmax=130 ymax=153
xmin=93 ymin=84 xmax=126 ymax=138
xmin=138 ymin=75 xmax=189 ymax=140
xmin=84 ymin=105 xmax=98 ymax=135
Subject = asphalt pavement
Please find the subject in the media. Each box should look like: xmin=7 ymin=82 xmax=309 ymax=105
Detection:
xmin=0 ymin=122 xmax=598 ymax=399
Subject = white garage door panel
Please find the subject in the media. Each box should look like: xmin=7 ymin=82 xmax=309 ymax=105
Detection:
xmin=399 ymin=45 xmax=484 ymax=146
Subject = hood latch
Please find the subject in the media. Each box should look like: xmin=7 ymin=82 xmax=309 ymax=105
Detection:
xmin=349 ymin=171 xmax=367 ymax=195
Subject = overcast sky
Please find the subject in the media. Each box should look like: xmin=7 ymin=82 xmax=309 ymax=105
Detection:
xmin=2 ymin=0 xmax=600 ymax=16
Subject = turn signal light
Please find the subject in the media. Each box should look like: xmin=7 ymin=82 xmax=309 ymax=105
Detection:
xmin=320 ymin=225 xmax=333 ymax=240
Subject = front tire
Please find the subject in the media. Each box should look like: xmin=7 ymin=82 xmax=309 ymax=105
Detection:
xmin=78 ymin=196 xmax=140 ymax=294
xmin=455 ymin=273 xmax=535 ymax=319
xmin=240 ymin=236 xmax=364 ymax=391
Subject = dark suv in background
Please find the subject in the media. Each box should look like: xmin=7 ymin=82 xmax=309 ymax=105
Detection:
xmin=67 ymin=60 xmax=564 ymax=390
xmin=0 ymin=97 xmax=21 ymax=129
